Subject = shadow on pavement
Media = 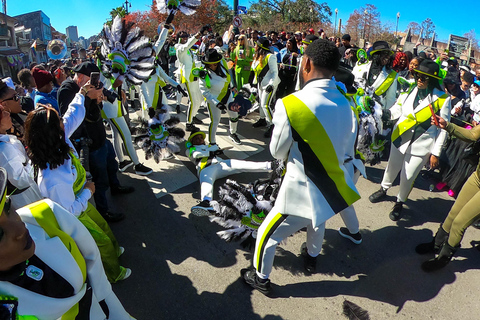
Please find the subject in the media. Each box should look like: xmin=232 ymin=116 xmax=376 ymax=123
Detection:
xmin=267 ymin=226 xmax=480 ymax=313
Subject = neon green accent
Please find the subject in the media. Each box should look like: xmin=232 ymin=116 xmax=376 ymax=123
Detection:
xmin=391 ymin=94 xmax=448 ymax=143
xmin=253 ymin=54 xmax=271 ymax=82
xmin=110 ymin=118 xmax=132 ymax=158
xmin=255 ymin=212 xmax=284 ymax=270
xmin=374 ymin=70 xmax=397 ymax=96
xmin=282 ymin=94 xmax=361 ymax=206
xmin=188 ymin=146 xmax=196 ymax=157
xmin=26 ymin=200 xmax=87 ymax=319
xmin=70 ymin=152 xmax=86 ymax=196
xmin=0 ymin=188 xmax=5 ymax=216
xmin=216 ymin=60 xmax=231 ymax=103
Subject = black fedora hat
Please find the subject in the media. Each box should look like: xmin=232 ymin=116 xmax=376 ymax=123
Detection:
xmin=335 ymin=67 xmax=357 ymax=95
xmin=370 ymin=41 xmax=394 ymax=55
xmin=414 ymin=59 xmax=441 ymax=80
xmin=256 ymin=37 xmax=270 ymax=51
xmin=302 ymin=34 xmax=319 ymax=45
xmin=201 ymin=48 xmax=223 ymax=64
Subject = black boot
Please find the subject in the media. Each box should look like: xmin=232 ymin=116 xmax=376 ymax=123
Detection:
xmin=421 ymin=242 xmax=458 ymax=272
xmin=415 ymin=225 xmax=449 ymax=254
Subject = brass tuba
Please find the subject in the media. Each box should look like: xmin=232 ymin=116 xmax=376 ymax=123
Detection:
xmin=46 ymin=39 xmax=67 ymax=60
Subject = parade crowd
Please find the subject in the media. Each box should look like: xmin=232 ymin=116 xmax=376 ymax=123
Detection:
xmin=1 ymin=10 xmax=480 ymax=318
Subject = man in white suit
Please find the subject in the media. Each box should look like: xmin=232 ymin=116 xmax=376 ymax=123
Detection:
xmin=242 ymin=39 xmax=360 ymax=295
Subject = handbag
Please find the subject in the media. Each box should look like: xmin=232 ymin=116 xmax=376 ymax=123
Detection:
xmin=463 ymin=139 xmax=480 ymax=166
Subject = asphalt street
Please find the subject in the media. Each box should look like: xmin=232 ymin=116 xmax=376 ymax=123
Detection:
xmin=105 ymin=98 xmax=480 ymax=320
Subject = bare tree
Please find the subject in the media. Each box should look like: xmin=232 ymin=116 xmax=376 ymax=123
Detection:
xmin=464 ymin=29 xmax=480 ymax=51
xmin=405 ymin=22 xmax=421 ymax=36
xmin=420 ymin=18 xmax=435 ymax=39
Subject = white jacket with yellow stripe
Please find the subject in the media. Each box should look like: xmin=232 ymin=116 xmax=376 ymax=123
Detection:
xmin=270 ymin=79 xmax=360 ymax=228
xmin=0 ymin=199 xmax=133 ymax=320
xmin=389 ymin=87 xmax=451 ymax=157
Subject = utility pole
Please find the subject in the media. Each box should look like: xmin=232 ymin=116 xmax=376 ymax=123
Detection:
xmin=233 ymin=0 xmax=238 ymax=17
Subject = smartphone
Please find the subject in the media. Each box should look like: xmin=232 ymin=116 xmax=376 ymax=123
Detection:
xmin=90 ymin=72 xmax=100 ymax=88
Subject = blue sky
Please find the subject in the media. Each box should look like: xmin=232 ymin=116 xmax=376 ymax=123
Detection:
xmin=8 ymin=0 xmax=475 ymax=42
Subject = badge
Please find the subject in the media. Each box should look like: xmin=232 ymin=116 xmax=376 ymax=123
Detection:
xmin=26 ymin=265 xmax=44 ymax=281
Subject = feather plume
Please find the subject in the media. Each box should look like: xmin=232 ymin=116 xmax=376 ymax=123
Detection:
xmin=342 ymin=300 xmax=370 ymax=320
xmin=111 ymin=16 xmax=123 ymax=43
xmin=126 ymin=36 xmax=151 ymax=54
xmin=129 ymin=47 xmax=154 ymax=61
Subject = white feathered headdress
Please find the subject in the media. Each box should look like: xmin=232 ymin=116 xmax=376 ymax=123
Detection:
xmin=156 ymin=0 xmax=201 ymax=16
xmin=99 ymin=15 xmax=156 ymax=86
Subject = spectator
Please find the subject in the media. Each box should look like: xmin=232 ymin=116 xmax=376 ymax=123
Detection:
xmin=32 ymin=68 xmax=59 ymax=113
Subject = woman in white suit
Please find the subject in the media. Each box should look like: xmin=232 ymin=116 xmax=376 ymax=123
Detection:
xmin=250 ymin=37 xmax=280 ymax=138
xmin=369 ymin=59 xmax=451 ymax=220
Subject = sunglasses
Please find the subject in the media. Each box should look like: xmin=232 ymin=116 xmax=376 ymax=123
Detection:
xmin=1 ymin=94 xmax=19 ymax=103
xmin=414 ymin=72 xmax=430 ymax=82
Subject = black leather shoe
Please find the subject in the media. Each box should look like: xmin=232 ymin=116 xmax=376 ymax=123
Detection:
xmin=101 ymin=211 xmax=125 ymax=223
xmin=252 ymin=118 xmax=267 ymax=128
xmin=369 ymin=187 xmax=387 ymax=203
xmin=389 ymin=201 xmax=403 ymax=221
xmin=111 ymin=185 xmax=135 ymax=195
xmin=241 ymin=268 xmax=271 ymax=295
xmin=301 ymin=242 xmax=317 ymax=273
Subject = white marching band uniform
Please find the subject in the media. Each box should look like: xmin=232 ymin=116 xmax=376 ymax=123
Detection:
xmin=175 ymin=34 xmax=204 ymax=125
xmin=380 ymin=87 xmax=451 ymax=202
xmin=251 ymin=53 xmax=280 ymax=124
xmin=352 ymin=61 xmax=399 ymax=111
xmin=186 ymin=143 xmax=270 ymax=201
xmin=198 ymin=59 xmax=239 ymax=144
xmin=253 ymin=79 xmax=360 ymax=279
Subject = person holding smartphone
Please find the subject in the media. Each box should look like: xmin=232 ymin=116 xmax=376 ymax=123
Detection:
xmin=197 ymin=48 xmax=242 ymax=145
xmin=369 ymin=60 xmax=451 ymax=221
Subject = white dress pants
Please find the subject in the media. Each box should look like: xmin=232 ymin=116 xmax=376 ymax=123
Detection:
xmin=253 ymin=210 xmax=325 ymax=279
xmin=108 ymin=117 xmax=139 ymax=165
xmin=381 ymin=144 xmax=430 ymax=202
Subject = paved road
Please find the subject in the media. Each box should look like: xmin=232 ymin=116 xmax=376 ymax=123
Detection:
xmin=107 ymin=98 xmax=480 ymax=320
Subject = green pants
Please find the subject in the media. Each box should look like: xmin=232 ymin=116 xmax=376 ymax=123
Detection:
xmin=78 ymin=203 xmax=126 ymax=283
xmin=443 ymin=171 xmax=480 ymax=247
xmin=235 ymin=67 xmax=251 ymax=90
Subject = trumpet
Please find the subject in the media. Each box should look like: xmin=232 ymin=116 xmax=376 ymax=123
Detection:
xmin=47 ymin=39 xmax=67 ymax=60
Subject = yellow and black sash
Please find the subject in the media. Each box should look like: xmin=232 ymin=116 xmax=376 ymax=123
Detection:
xmin=253 ymin=54 xmax=271 ymax=84
xmin=282 ymin=94 xmax=360 ymax=213
xmin=374 ymin=70 xmax=397 ymax=96
xmin=391 ymin=93 xmax=448 ymax=149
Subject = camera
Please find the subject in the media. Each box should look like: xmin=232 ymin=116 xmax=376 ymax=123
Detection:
xmin=102 ymin=88 xmax=119 ymax=103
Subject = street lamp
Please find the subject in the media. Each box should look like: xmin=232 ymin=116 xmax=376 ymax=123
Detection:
xmin=334 ymin=8 xmax=338 ymax=36
xmin=123 ymin=0 xmax=131 ymax=15
xmin=395 ymin=12 xmax=400 ymax=41
xmin=363 ymin=9 xmax=368 ymax=40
